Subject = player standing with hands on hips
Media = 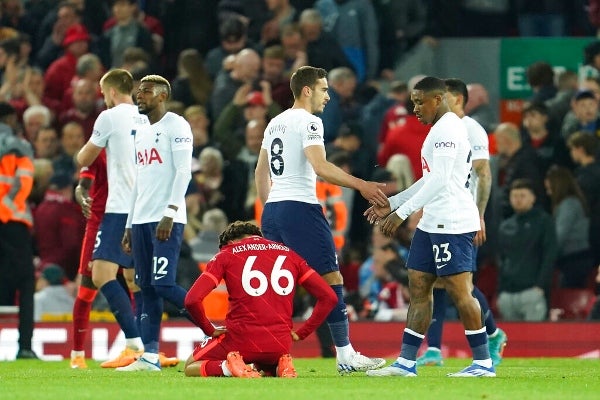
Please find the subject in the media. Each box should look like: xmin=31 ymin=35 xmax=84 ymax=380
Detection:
xmin=118 ymin=75 xmax=195 ymax=372
xmin=255 ymin=66 xmax=387 ymax=374
xmin=364 ymin=77 xmax=495 ymax=377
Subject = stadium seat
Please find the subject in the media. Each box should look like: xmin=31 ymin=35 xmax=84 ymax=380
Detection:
xmin=550 ymin=288 xmax=596 ymax=320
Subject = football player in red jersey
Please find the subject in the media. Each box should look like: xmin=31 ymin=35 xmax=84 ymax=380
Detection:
xmin=183 ymin=221 xmax=337 ymax=378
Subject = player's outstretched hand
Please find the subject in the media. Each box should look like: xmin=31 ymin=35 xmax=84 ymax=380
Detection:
xmin=380 ymin=212 xmax=404 ymax=237
xmin=75 ymin=185 xmax=92 ymax=219
xmin=121 ymin=228 xmax=132 ymax=254
xmin=291 ymin=331 xmax=300 ymax=341
xmin=156 ymin=216 xmax=174 ymax=241
xmin=364 ymin=202 xmax=391 ymax=224
xmin=359 ymin=181 xmax=388 ymax=207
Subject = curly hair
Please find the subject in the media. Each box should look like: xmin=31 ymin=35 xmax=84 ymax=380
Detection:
xmin=219 ymin=221 xmax=262 ymax=248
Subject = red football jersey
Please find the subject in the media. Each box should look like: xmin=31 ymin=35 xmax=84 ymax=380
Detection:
xmin=79 ymin=150 xmax=108 ymax=225
xmin=186 ymin=235 xmax=336 ymax=353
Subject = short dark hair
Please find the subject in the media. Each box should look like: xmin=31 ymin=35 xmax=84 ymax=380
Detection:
xmin=290 ymin=66 xmax=327 ymax=99
xmin=445 ymin=78 xmax=468 ymax=105
xmin=219 ymin=221 xmax=263 ymax=248
xmin=219 ymin=16 xmax=246 ymax=41
xmin=522 ymin=102 xmax=548 ymax=116
xmin=526 ymin=61 xmax=554 ymax=87
xmin=510 ymin=178 xmax=535 ymax=194
xmin=567 ymin=131 xmax=599 ymax=156
xmin=413 ymin=76 xmax=446 ymax=96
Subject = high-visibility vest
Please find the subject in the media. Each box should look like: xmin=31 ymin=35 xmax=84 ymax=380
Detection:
xmin=0 ymin=133 xmax=34 ymax=227
xmin=316 ymin=179 xmax=348 ymax=251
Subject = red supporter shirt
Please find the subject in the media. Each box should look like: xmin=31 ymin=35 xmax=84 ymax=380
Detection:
xmin=377 ymin=114 xmax=431 ymax=179
xmin=185 ymin=236 xmax=336 ymax=352
xmin=79 ymin=150 xmax=108 ymax=225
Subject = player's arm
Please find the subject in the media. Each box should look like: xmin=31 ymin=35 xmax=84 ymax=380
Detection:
xmin=472 ymin=158 xmax=491 ymax=246
xmin=184 ymin=271 xmax=222 ymax=336
xmin=157 ymin=132 xmax=193 ymax=241
xmin=294 ymin=268 xmax=337 ymax=340
xmin=364 ymin=178 xmax=425 ymax=223
xmin=77 ymin=141 xmax=103 ymax=167
xmin=304 ymin=145 xmax=388 ymax=207
xmin=255 ymin=148 xmax=271 ymax=204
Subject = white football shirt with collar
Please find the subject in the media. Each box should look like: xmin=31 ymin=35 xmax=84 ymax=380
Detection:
xmin=261 ymin=108 xmax=323 ymax=204
xmin=129 ymin=112 xmax=193 ymax=225
xmin=462 ymin=115 xmax=489 ymax=201
xmin=90 ymin=103 xmax=149 ymax=213
xmin=395 ymin=112 xmax=480 ymax=234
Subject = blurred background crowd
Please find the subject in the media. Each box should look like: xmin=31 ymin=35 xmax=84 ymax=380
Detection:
xmin=1 ymin=0 xmax=600 ymax=336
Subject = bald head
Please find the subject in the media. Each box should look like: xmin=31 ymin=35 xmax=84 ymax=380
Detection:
xmin=495 ymin=122 xmax=521 ymax=157
xmin=233 ymin=49 xmax=261 ymax=83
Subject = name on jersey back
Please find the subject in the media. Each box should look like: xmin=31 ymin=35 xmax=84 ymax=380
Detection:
xmin=232 ymin=242 xmax=290 ymax=254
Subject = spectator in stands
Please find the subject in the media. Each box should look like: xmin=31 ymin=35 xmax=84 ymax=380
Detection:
xmin=261 ymin=45 xmax=293 ymax=109
xmin=520 ymin=102 xmax=572 ymax=175
xmin=371 ymin=80 xmax=409 ymax=148
xmin=33 ymin=171 xmax=86 ymax=281
xmin=526 ymin=61 xmax=557 ymax=105
xmin=58 ymin=79 xmax=101 ymax=139
xmin=210 ymin=48 xmax=261 ymax=121
xmin=33 ymin=126 xmax=60 ymax=160
xmin=320 ymin=67 xmax=357 ymax=143
xmin=496 ymin=179 xmax=557 ymax=321
xmin=545 ymin=165 xmax=594 ymax=288
xmin=279 ymin=23 xmax=308 ymax=77
xmin=298 ymin=9 xmax=353 ymax=74
xmin=183 ymin=105 xmax=212 ymax=158
xmin=544 ymin=70 xmax=578 ymax=132
xmin=377 ymin=99 xmax=430 ymax=179
xmin=567 ymin=132 xmax=600 ymax=265
xmin=44 ymin=23 xmax=91 ymax=105
xmin=213 ymin=83 xmax=280 ymax=161
xmin=35 ymin=1 xmax=82 ymax=70
xmin=34 ymin=264 xmax=74 ymax=321
xmin=99 ymin=0 xmax=154 ymax=69
xmin=492 ymin=122 xmax=546 ymax=218
xmin=465 ymin=83 xmax=495 ymax=133
xmin=515 ymin=1 xmax=570 ymax=37
xmin=7 ymin=67 xmax=61 ymax=121
xmin=373 ymin=259 xmax=409 ymax=322
xmin=30 ymin=158 xmax=54 ymax=207
xmin=237 ymin=118 xmax=266 ymax=217
xmin=261 ymin=0 xmax=298 ymax=45
xmin=60 ymin=53 xmax=104 ymax=114
xmin=561 ymin=90 xmax=600 ymax=141
xmin=22 ymin=104 xmax=52 ymax=143
xmin=315 ymin=0 xmax=379 ymax=82
xmin=53 ymin=121 xmax=85 ymax=179
xmin=205 ymin=15 xmax=253 ymax=80
xmin=171 ymin=48 xmax=213 ymax=108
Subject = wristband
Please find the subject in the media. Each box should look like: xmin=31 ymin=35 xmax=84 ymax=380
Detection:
xmin=164 ymin=207 xmax=177 ymax=219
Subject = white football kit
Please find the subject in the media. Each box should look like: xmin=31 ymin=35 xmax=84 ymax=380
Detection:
xmin=463 ymin=115 xmax=489 ymax=201
xmin=390 ymin=112 xmax=480 ymax=234
xmin=261 ymin=108 xmax=324 ymax=205
xmin=127 ymin=112 xmax=193 ymax=226
xmin=90 ymin=103 xmax=149 ymax=213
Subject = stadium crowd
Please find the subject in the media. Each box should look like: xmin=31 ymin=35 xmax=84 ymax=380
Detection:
xmin=2 ymin=0 xmax=600 ymax=362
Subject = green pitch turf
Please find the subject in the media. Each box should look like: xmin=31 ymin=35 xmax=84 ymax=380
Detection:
xmin=1 ymin=358 xmax=598 ymax=400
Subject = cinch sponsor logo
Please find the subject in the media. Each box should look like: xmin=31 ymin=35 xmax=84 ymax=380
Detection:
xmin=137 ymin=148 xmax=163 ymax=165
xmin=473 ymin=145 xmax=488 ymax=151
xmin=174 ymin=137 xmax=192 ymax=143
xmin=434 ymin=141 xmax=455 ymax=148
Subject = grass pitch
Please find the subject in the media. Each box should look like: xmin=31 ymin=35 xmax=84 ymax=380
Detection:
xmin=1 ymin=357 xmax=598 ymax=400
